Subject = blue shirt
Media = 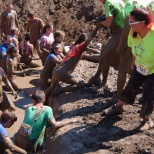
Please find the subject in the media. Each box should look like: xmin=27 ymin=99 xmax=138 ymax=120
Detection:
xmin=0 ymin=43 xmax=15 ymax=59
xmin=0 ymin=123 xmax=8 ymax=143
xmin=44 ymin=54 xmax=56 ymax=66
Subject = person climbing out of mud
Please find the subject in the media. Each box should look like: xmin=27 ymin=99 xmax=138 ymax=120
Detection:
xmin=111 ymin=0 xmax=146 ymax=102
xmin=40 ymin=44 xmax=63 ymax=91
xmin=26 ymin=11 xmax=44 ymax=58
xmin=6 ymin=46 xmax=27 ymax=92
xmin=0 ymin=67 xmax=17 ymax=111
xmin=15 ymin=90 xmax=79 ymax=153
xmin=103 ymin=8 xmax=154 ymax=131
xmin=0 ymin=109 xmax=27 ymax=154
xmin=87 ymin=0 xmax=125 ymax=90
xmin=40 ymin=23 xmax=54 ymax=65
xmin=19 ymin=33 xmax=42 ymax=68
xmin=45 ymin=24 xmax=101 ymax=104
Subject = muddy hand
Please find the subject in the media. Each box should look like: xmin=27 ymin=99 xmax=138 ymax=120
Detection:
xmin=13 ymin=91 xmax=18 ymax=99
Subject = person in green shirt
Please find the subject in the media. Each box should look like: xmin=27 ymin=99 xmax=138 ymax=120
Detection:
xmin=103 ymin=8 xmax=154 ymax=131
xmin=15 ymin=90 xmax=79 ymax=152
xmin=88 ymin=0 xmax=125 ymax=90
xmin=113 ymin=0 xmax=146 ymax=101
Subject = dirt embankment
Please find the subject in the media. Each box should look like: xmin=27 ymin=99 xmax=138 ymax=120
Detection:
xmin=0 ymin=0 xmax=106 ymax=44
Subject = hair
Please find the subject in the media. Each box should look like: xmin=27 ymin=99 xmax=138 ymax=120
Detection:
xmin=6 ymin=3 xmax=13 ymax=7
xmin=74 ymin=33 xmax=87 ymax=45
xmin=43 ymin=23 xmax=53 ymax=34
xmin=27 ymin=11 xmax=35 ymax=18
xmin=0 ymin=109 xmax=17 ymax=123
xmin=130 ymin=8 xmax=153 ymax=38
xmin=54 ymin=30 xmax=65 ymax=39
xmin=7 ymin=46 xmax=19 ymax=55
xmin=31 ymin=90 xmax=45 ymax=103
xmin=3 ymin=35 xmax=12 ymax=41
xmin=24 ymin=33 xmax=30 ymax=41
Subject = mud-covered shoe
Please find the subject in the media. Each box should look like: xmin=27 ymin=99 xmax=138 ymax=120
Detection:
xmin=139 ymin=120 xmax=154 ymax=131
xmin=102 ymin=104 xmax=124 ymax=116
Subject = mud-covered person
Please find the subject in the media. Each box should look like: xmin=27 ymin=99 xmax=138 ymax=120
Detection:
xmin=15 ymin=90 xmax=79 ymax=152
xmin=40 ymin=44 xmax=63 ymax=91
xmin=0 ymin=109 xmax=27 ymax=154
xmin=0 ymin=35 xmax=15 ymax=71
xmin=45 ymin=25 xmax=101 ymax=101
xmin=0 ymin=3 xmax=19 ymax=36
xmin=103 ymin=9 xmax=154 ymax=131
xmin=6 ymin=47 xmax=27 ymax=92
xmin=40 ymin=23 xmax=54 ymax=65
xmin=19 ymin=33 xmax=41 ymax=68
xmin=87 ymin=0 xmax=125 ymax=88
xmin=0 ymin=66 xmax=17 ymax=111
xmin=26 ymin=12 xmax=44 ymax=58
xmin=52 ymin=30 xmax=67 ymax=58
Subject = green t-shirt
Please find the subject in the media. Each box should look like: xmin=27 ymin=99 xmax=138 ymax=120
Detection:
xmin=124 ymin=0 xmax=146 ymax=17
xmin=105 ymin=0 xmax=125 ymax=28
xmin=146 ymin=0 xmax=154 ymax=21
xmin=23 ymin=106 xmax=54 ymax=147
xmin=128 ymin=26 xmax=154 ymax=75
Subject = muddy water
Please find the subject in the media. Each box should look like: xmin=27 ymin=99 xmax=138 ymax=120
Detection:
xmin=6 ymin=65 xmax=41 ymax=140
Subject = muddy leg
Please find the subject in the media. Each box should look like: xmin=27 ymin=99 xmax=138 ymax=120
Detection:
xmin=8 ymin=76 xmax=21 ymax=91
xmin=82 ymin=54 xmax=100 ymax=63
xmin=30 ymin=60 xmax=42 ymax=68
xmin=115 ymin=69 xmax=126 ymax=101
xmin=0 ymin=91 xmax=16 ymax=111
xmin=45 ymin=80 xmax=59 ymax=105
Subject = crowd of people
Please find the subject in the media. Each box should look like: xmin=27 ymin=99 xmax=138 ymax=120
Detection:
xmin=0 ymin=0 xmax=154 ymax=153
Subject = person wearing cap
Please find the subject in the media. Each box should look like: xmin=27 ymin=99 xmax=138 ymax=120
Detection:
xmin=0 ymin=109 xmax=27 ymax=154
xmin=15 ymin=90 xmax=79 ymax=152
xmin=1 ymin=3 xmax=19 ymax=35
xmin=40 ymin=44 xmax=63 ymax=91
xmin=26 ymin=12 xmax=44 ymax=58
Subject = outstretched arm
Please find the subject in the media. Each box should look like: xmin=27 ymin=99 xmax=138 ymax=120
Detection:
xmin=2 ymin=136 xmax=27 ymax=154
xmin=82 ymin=26 xmax=101 ymax=51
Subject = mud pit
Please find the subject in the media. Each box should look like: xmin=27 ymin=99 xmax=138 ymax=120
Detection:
xmin=1 ymin=0 xmax=154 ymax=153
xmin=5 ymin=59 xmax=154 ymax=154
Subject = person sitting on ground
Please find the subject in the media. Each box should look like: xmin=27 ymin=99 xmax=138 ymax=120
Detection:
xmin=45 ymin=25 xmax=101 ymax=103
xmin=0 ymin=109 xmax=27 ymax=154
xmin=40 ymin=44 xmax=63 ymax=91
xmin=103 ymin=8 xmax=154 ymax=131
xmin=0 ymin=67 xmax=17 ymax=111
xmin=0 ymin=35 xmax=15 ymax=71
xmin=40 ymin=23 xmax=54 ymax=65
xmin=15 ymin=90 xmax=79 ymax=152
xmin=19 ymin=33 xmax=41 ymax=68
xmin=6 ymin=46 xmax=27 ymax=92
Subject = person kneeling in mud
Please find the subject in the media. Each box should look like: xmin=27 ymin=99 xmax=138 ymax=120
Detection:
xmin=40 ymin=44 xmax=63 ymax=91
xmin=15 ymin=90 xmax=79 ymax=152
xmin=6 ymin=47 xmax=27 ymax=92
xmin=45 ymin=25 xmax=101 ymax=103
xmin=19 ymin=33 xmax=41 ymax=68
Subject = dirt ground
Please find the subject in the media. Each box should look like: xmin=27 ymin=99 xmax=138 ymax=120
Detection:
xmin=1 ymin=0 xmax=154 ymax=153
xmin=5 ymin=57 xmax=154 ymax=154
